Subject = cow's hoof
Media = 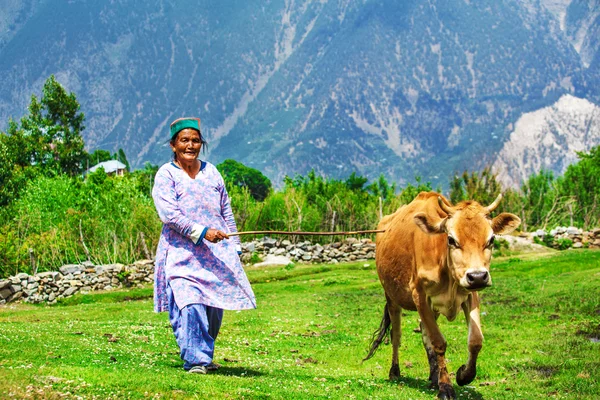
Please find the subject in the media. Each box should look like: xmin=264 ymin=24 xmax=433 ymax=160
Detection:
xmin=456 ymin=364 xmax=475 ymax=386
xmin=437 ymin=382 xmax=456 ymax=399
xmin=388 ymin=363 xmax=400 ymax=380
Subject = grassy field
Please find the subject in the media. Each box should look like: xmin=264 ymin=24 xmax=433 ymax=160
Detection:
xmin=1 ymin=250 xmax=599 ymax=399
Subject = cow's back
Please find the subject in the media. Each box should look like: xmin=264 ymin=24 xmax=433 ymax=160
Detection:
xmin=375 ymin=192 xmax=448 ymax=310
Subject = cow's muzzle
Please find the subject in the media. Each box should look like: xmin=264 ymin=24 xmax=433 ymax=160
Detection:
xmin=465 ymin=271 xmax=490 ymax=290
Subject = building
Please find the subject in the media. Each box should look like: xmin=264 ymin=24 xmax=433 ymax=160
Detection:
xmin=86 ymin=160 xmax=127 ymax=176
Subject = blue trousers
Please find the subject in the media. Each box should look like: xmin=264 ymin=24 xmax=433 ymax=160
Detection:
xmin=167 ymin=285 xmax=223 ymax=370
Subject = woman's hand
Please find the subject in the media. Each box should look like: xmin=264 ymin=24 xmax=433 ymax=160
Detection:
xmin=205 ymin=228 xmax=229 ymax=243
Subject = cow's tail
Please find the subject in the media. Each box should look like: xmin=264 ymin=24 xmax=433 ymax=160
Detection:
xmin=362 ymin=302 xmax=391 ymax=362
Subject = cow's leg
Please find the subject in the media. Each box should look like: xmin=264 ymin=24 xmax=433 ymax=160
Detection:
xmin=456 ymin=293 xmax=483 ymax=386
xmin=413 ymin=288 xmax=455 ymax=399
xmin=420 ymin=315 xmax=440 ymax=388
xmin=387 ymin=299 xmax=402 ymax=380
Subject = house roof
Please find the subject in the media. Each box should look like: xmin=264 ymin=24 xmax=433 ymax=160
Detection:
xmin=87 ymin=160 xmax=127 ymax=174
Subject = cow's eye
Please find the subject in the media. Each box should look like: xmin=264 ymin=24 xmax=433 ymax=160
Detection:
xmin=486 ymin=236 xmax=495 ymax=248
xmin=448 ymin=236 xmax=460 ymax=248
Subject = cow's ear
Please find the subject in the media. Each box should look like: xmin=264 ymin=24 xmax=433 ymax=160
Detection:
xmin=491 ymin=213 xmax=521 ymax=235
xmin=414 ymin=212 xmax=446 ymax=234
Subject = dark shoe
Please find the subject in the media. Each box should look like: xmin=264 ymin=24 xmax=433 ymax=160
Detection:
xmin=188 ymin=365 xmax=207 ymax=374
xmin=206 ymin=362 xmax=221 ymax=371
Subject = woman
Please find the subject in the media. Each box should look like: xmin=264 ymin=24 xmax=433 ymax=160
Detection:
xmin=152 ymin=117 xmax=256 ymax=374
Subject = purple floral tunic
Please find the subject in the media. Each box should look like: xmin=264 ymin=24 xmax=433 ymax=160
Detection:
xmin=152 ymin=161 xmax=256 ymax=312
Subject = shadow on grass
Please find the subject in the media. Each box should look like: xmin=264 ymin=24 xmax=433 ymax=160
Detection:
xmin=214 ymin=366 xmax=264 ymax=377
xmin=389 ymin=375 xmax=484 ymax=399
xmin=165 ymin=361 xmax=264 ymax=378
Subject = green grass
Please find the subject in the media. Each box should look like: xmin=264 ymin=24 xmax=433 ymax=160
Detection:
xmin=1 ymin=250 xmax=599 ymax=399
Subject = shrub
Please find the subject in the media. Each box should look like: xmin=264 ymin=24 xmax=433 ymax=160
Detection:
xmin=555 ymin=238 xmax=573 ymax=251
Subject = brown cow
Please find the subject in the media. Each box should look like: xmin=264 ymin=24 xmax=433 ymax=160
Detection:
xmin=364 ymin=191 xmax=521 ymax=399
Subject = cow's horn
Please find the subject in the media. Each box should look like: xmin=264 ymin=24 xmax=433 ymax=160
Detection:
xmin=438 ymin=196 xmax=454 ymax=216
xmin=485 ymin=193 xmax=503 ymax=214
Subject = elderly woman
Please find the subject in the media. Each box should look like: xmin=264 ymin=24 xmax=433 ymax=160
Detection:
xmin=152 ymin=117 xmax=256 ymax=374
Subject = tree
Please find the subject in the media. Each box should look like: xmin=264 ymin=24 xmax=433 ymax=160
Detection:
xmin=130 ymin=162 xmax=159 ymax=198
xmin=0 ymin=76 xmax=87 ymax=207
xmin=367 ymin=174 xmax=396 ymax=201
xmin=556 ymin=146 xmax=600 ymax=228
xmin=345 ymin=172 xmax=368 ymax=192
xmin=116 ymin=148 xmax=130 ymax=172
xmin=217 ymin=159 xmax=272 ymax=201
xmin=87 ymin=149 xmax=112 ymax=168
xmin=0 ymin=120 xmax=40 ymax=207
xmin=520 ymin=169 xmax=557 ymax=230
xmin=19 ymin=75 xmax=87 ymax=176
xmin=449 ymin=174 xmax=465 ymax=204
xmin=449 ymin=166 xmax=502 ymax=206
xmin=398 ymin=176 xmax=432 ymax=205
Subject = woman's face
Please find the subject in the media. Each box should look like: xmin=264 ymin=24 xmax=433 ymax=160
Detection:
xmin=171 ymin=128 xmax=202 ymax=163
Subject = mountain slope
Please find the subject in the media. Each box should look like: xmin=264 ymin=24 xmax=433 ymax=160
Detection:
xmin=0 ymin=0 xmax=596 ymax=188
xmin=493 ymin=94 xmax=600 ymax=188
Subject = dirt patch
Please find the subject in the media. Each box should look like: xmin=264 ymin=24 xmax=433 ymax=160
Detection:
xmin=576 ymin=323 xmax=600 ymax=343
xmin=533 ymin=366 xmax=558 ymax=378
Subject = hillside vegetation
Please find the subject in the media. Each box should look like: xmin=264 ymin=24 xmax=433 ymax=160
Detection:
xmin=0 ymin=77 xmax=599 ymax=278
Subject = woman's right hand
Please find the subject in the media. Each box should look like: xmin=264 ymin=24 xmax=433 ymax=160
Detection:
xmin=205 ymin=228 xmax=229 ymax=243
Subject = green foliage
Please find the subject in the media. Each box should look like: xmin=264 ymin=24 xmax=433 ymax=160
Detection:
xmin=449 ymin=166 xmax=501 ymax=206
xmin=493 ymin=237 xmax=509 ymax=251
xmin=217 ymin=159 xmax=272 ymax=201
xmin=87 ymin=149 xmax=112 ymax=168
xmin=555 ymin=146 xmax=600 ymax=229
xmin=0 ymin=172 xmax=161 ymax=276
xmin=129 ymin=162 xmax=159 ymax=199
xmin=491 ymin=237 xmax=515 ymax=257
xmin=249 ymin=252 xmax=262 ymax=264
xmin=0 ymin=74 xmax=598 ymax=277
xmin=0 ymin=76 xmax=87 ymax=206
xmin=555 ymin=238 xmax=573 ymax=251
xmin=397 ymin=176 xmax=434 ymax=205
xmin=534 ymin=233 xmax=555 ymax=248
xmin=0 ymin=129 xmax=28 ymax=207
xmin=86 ymin=148 xmax=130 ymax=172
xmin=116 ymin=148 xmax=130 ymax=172
xmin=284 ymin=262 xmax=295 ymax=271
xmin=237 ymin=170 xmax=401 ymax=237
xmin=366 ymin=174 xmax=396 ymax=200
xmin=345 ymin=172 xmax=368 ymax=192
xmin=116 ymin=269 xmax=132 ymax=283
xmin=519 ymin=169 xmax=559 ymax=230
xmin=20 ymin=75 xmax=87 ymax=176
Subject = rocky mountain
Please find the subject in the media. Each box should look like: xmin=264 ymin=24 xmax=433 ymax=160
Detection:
xmin=564 ymin=0 xmax=600 ymax=68
xmin=0 ymin=0 xmax=598 ymax=188
xmin=493 ymin=94 xmax=600 ymax=188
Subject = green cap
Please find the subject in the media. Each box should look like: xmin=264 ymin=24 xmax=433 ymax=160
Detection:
xmin=170 ymin=117 xmax=201 ymax=139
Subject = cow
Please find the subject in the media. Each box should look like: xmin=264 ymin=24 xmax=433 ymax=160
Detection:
xmin=364 ymin=191 xmax=521 ymax=399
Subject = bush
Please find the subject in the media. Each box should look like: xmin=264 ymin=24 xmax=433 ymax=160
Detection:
xmin=533 ymin=233 xmax=555 ymax=248
xmin=0 ymin=172 xmax=161 ymax=277
xmin=493 ymin=237 xmax=511 ymax=256
xmin=555 ymin=238 xmax=573 ymax=251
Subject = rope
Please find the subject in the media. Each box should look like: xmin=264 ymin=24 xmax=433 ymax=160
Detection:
xmin=228 ymin=229 xmax=386 ymax=237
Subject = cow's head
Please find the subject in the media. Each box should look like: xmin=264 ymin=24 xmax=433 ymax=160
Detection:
xmin=413 ymin=194 xmax=521 ymax=291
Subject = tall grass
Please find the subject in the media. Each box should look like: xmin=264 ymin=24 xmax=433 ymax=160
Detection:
xmin=0 ymin=172 xmax=161 ymax=277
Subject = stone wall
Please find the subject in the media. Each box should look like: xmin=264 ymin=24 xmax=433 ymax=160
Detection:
xmin=530 ymin=227 xmax=600 ymax=249
xmin=1 ymin=230 xmax=598 ymax=305
xmin=0 ymin=260 xmax=154 ymax=305
xmin=240 ymin=237 xmax=376 ymax=265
